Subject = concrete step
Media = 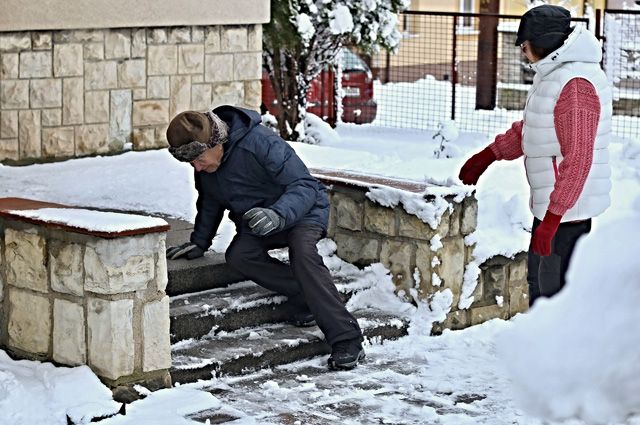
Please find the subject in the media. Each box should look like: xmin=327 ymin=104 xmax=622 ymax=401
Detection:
xmin=169 ymin=278 xmax=355 ymax=343
xmin=170 ymin=310 xmax=408 ymax=384
xmin=170 ymin=281 xmax=290 ymax=343
xmin=162 ymin=217 xmax=245 ymax=296
xmin=166 ymin=252 xmax=244 ymax=296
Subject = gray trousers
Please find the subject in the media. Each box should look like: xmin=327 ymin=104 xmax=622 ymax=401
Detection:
xmin=527 ymin=217 xmax=592 ymax=307
xmin=225 ymin=223 xmax=363 ymax=346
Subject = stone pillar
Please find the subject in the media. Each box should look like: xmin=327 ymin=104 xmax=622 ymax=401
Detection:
xmin=0 ymin=208 xmax=170 ymax=387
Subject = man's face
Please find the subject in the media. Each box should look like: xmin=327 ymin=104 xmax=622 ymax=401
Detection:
xmin=190 ymin=144 xmax=224 ymax=173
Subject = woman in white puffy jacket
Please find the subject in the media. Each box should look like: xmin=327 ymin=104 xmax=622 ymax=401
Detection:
xmin=459 ymin=5 xmax=612 ymax=305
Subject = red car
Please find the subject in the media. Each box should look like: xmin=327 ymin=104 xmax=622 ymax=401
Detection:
xmin=261 ymin=49 xmax=377 ymax=125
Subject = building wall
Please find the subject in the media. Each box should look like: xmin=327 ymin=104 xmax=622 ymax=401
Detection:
xmin=0 ymin=0 xmax=269 ymax=32
xmin=0 ymin=0 xmax=269 ymax=165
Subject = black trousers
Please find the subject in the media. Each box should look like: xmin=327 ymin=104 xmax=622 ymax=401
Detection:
xmin=225 ymin=223 xmax=363 ymax=346
xmin=527 ymin=217 xmax=591 ymax=307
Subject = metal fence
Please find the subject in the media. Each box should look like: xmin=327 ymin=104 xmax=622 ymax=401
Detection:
xmin=602 ymin=9 xmax=640 ymax=140
xmin=367 ymin=10 xmax=640 ymax=141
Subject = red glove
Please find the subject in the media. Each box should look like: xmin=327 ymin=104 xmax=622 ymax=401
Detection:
xmin=458 ymin=147 xmax=497 ymax=185
xmin=531 ymin=211 xmax=562 ymax=256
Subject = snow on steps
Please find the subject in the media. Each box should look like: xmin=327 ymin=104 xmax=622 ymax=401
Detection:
xmin=170 ymin=310 xmax=408 ymax=383
xmin=170 ymin=279 xmax=355 ymax=343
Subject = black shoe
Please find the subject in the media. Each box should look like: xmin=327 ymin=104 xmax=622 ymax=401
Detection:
xmin=328 ymin=338 xmax=365 ymax=370
xmin=289 ymin=310 xmax=316 ymax=327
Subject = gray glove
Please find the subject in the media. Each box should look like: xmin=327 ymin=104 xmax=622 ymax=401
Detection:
xmin=243 ymin=208 xmax=284 ymax=236
xmin=166 ymin=242 xmax=204 ymax=260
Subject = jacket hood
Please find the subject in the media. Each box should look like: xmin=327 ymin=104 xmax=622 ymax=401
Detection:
xmin=213 ymin=105 xmax=262 ymax=161
xmin=530 ymin=24 xmax=602 ymax=77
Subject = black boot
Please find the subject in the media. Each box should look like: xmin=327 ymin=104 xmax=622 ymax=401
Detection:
xmin=328 ymin=337 xmax=365 ymax=370
xmin=289 ymin=310 xmax=316 ymax=327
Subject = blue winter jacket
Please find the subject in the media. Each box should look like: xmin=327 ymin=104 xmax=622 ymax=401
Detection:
xmin=190 ymin=106 xmax=330 ymax=250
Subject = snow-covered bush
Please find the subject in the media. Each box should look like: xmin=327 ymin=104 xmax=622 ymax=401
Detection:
xmin=301 ymin=112 xmax=341 ymax=145
xmin=432 ymin=120 xmax=462 ymax=158
xmin=263 ymin=0 xmax=410 ymax=142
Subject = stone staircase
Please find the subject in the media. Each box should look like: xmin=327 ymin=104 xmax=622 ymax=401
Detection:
xmin=165 ymin=218 xmax=410 ymax=385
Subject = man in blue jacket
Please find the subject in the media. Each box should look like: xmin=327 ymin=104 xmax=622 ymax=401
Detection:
xmin=165 ymin=106 xmax=364 ymax=370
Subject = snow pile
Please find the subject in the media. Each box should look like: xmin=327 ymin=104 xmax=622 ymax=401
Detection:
xmin=0 ymin=351 xmax=120 ymax=424
xmin=497 ymin=204 xmax=640 ymax=424
xmin=0 ymin=350 xmax=219 ymax=425
xmin=345 ymin=263 xmax=416 ymax=318
xmin=302 ymin=112 xmax=341 ymax=145
xmin=100 ymin=387 xmax=220 ymax=424
xmin=366 ymin=186 xmax=452 ymax=230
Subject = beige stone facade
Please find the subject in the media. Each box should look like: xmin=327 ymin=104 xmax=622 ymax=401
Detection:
xmin=0 ymin=211 xmax=170 ymax=385
xmin=325 ymin=181 xmax=528 ymax=333
xmin=1 ymin=12 xmax=266 ymax=164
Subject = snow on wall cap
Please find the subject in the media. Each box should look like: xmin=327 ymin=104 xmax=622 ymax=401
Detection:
xmin=0 ymin=197 xmax=168 ymax=238
xmin=310 ymin=168 xmax=474 ymax=199
xmin=7 ymin=208 xmax=168 ymax=234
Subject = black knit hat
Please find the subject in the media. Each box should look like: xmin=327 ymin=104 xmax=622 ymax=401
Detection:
xmin=515 ymin=5 xmax=572 ymax=49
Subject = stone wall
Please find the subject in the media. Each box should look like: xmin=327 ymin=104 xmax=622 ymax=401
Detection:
xmin=0 ymin=211 xmax=171 ymax=386
xmin=324 ymin=181 xmax=529 ymax=332
xmin=0 ymin=24 xmax=263 ymax=164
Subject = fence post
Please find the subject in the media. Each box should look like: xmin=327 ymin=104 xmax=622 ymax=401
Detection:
xmin=476 ymin=0 xmax=500 ymax=110
xmin=385 ymin=50 xmax=391 ymax=83
xmin=451 ymin=15 xmax=458 ymax=121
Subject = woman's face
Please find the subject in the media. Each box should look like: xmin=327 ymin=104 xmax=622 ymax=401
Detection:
xmin=520 ymin=41 xmax=541 ymax=63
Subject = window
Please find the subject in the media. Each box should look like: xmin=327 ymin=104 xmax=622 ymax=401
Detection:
xmin=459 ymin=0 xmax=475 ymax=29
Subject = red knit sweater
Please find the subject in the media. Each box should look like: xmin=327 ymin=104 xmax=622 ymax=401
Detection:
xmin=489 ymin=78 xmax=602 ymax=216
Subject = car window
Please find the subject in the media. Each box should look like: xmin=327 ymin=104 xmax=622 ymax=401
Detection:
xmin=341 ymin=49 xmax=368 ymax=72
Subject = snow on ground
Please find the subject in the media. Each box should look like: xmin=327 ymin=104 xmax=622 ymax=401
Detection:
xmin=0 ymin=74 xmax=639 ymax=423
xmin=0 ymin=122 xmax=638 ymax=423
xmin=498 ymin=206 xmax=640 ymax=424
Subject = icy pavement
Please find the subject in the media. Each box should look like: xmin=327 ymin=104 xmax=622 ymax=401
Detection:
xmin=184 ymin=317 xmax=640 ymax=425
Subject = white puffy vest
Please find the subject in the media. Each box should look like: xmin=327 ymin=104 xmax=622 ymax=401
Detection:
xmin=522 ymin=24 xmax=612 ymax=222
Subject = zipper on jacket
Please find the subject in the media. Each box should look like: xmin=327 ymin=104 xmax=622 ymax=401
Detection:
xmin=524 ymin=156 xmax=533 ymax=209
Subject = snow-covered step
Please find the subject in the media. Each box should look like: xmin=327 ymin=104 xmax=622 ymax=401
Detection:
xmin=169 ymin=278 xmax=355 ymax=343
xmin=170 ymin=310 xmax=408 ymax=383
xmin=170 ymin=281 xmax=293 ymax=342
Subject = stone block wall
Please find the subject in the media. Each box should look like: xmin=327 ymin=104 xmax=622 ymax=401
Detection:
xmin=0 ymin=215 xmax=171 ymax=386
xmin=325 ymin=182 xmax=529 ymax=333
xmin=0 ymin=24 xmax=262 ymax=164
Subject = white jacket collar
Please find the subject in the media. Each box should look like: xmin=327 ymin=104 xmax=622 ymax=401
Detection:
xmin=529 ymin=24 xmax=602 ymax=78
